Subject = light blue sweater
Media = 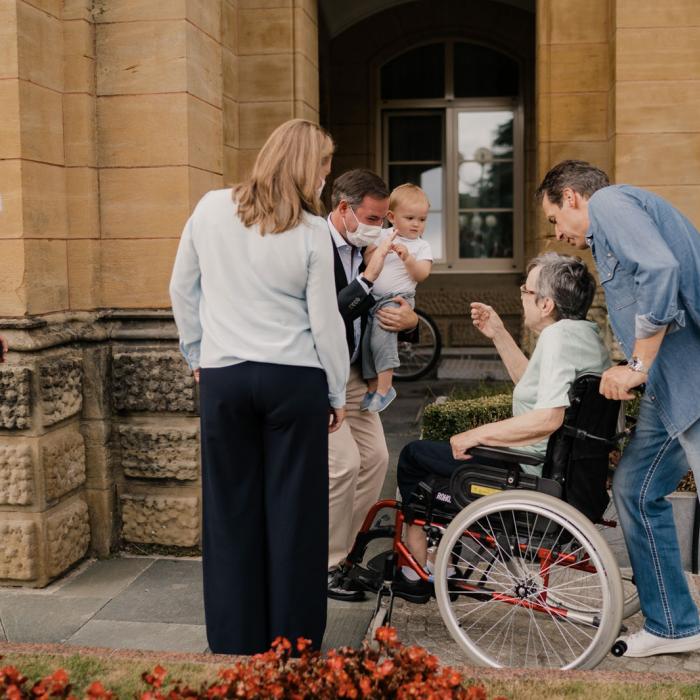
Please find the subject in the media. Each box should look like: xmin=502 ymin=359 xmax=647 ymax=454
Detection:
xmin=169 ymin=189 xmax=349 ymax=408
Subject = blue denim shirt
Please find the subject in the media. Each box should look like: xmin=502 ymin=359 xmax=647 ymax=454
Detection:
xmin=587 ymin=185 xmax=700 ymax=436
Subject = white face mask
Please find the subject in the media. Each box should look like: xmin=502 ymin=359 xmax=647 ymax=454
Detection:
xmin=345 ymin=206 xmax=383 ymax=247
xmin=317 ymin=178 xmax=326 ymax=199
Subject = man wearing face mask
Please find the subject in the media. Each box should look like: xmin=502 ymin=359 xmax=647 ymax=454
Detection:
xmin=326 ymin=169 xmax=419 ymax=600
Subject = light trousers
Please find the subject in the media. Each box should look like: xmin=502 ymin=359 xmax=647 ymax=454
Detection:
xmin=328 ymin=364 xmax=389 ymax=568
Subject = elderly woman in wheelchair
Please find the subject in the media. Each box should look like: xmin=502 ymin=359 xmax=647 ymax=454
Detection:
xmin=346 ymin=252 xmax=636 ymax=669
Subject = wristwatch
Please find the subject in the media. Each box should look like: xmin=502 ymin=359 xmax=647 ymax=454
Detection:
xmin=359 ymin=275 xmax=373 ymax=288
xmin=628 ymin=356 xmax=648 ymax=374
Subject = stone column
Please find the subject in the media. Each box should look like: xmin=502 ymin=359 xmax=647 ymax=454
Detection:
xmin=95 ymin=0 xmax=223 ymax=309
xmin=0 ymin=0 xmax=91 ymax=587
xmin=94 ymin=0 xmax=224 ymax=554
xmin=233 ymin=0 xmax=320 ymax=178
xmin=0 ymin=0 xmax=235 ymax=586
xmin=535 ymin=0 xmax=614 ymax=258
xmin=534 ymin=0 xmax=615 ymax=351
xmin=612 ymin=0 xmax=700 ymax=225
xmin=0 ymin=0 xmax=70 ymax=316
xmin=1 ymin=0 xmax=322 ymax=586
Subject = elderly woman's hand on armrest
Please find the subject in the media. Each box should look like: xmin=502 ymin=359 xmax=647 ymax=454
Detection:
xmin=449 ymin=407 xmax=567 ymax=461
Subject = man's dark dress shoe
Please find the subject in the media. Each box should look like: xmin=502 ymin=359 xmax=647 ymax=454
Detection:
xmin=327 ymin=567 xmax=366 ymax=601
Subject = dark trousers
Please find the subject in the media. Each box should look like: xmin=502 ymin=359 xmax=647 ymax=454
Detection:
xmin=199 ymin=362 xmax=330 ymax=655
xmin=397 ymin=440 xmax=464 ymax=503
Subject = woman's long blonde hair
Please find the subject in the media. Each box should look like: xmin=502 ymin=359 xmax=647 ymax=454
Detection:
xmin=233 ymin=119 xmax=334 ymax=234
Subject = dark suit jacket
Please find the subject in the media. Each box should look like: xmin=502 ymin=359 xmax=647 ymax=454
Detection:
xmin=331 ymin=240 xmax=374 ymax=359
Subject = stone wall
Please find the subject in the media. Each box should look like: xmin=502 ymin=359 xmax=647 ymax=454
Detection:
xmin=0 ymin=313 xmax=199 ymax=587
xmin=110 ymin=316 xmax=200 ymax=552
xmin=0 ymin=338 xmax=91 ymax=586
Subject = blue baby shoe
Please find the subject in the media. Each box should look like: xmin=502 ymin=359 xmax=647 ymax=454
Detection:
xmin=360 ymin=392 xmax=375 ymax=411
xmin=368 ymin=387 xmax=397 ymax=413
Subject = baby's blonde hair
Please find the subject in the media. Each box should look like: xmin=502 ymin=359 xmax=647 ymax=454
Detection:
xmin=389 ymin=183 xmax=430 ymax=212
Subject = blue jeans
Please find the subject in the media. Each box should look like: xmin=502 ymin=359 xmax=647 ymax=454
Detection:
xmin=612 ymin=394 xmax=700 ymax=638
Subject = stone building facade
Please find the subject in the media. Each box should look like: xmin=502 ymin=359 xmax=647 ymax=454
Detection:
xmin=0 ymin=0 xmax=698 ymax=586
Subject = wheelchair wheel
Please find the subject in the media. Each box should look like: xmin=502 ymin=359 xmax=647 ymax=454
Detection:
xmin=434 ymin=491 xmax=623 ymax=670
xmin=394 ymin=309 xmax=441 ymax=381
xmin=545 ymin=564 xmax=639 ymax=620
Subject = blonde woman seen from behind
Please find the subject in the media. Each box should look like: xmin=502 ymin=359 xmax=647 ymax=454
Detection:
xmin=170 ymin=119 xmax=349 ymax=655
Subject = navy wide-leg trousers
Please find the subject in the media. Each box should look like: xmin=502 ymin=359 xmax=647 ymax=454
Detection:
xmin=199 ymin=362 xmax=330 ymax=655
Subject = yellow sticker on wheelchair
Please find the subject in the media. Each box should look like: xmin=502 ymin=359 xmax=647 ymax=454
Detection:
xmin=471 ymin=484 xmax=502 ymax=497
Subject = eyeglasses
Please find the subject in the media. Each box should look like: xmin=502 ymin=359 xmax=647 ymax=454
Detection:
xmin=519 ymin=284 xmax=538 ymax=296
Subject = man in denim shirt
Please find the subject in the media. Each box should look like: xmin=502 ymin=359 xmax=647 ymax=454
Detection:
xmin=537 ymin=160 xmax=700 ymax=658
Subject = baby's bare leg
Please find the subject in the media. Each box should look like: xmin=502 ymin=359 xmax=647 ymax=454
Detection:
xmin=376 ymin=368 xmax=393 ymax=394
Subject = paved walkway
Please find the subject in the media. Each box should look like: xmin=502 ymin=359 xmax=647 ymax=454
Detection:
xmin=1 ymin=376 xmax=699 ymax=676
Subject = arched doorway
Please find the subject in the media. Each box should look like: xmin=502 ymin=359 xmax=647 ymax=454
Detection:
xmin=321 ymin=0 xmax=535 ymax=346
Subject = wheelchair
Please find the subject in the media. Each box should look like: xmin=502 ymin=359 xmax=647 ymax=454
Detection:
xmin=344 ymin=373 xmax=639 ymax=670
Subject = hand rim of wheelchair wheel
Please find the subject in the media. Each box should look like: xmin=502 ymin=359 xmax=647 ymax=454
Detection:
xmin=433 ymin=490 xmax=624 ymax=670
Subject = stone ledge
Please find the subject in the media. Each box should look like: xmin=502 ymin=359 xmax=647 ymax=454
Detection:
xmin=46 ymin=498 xmax=91 ymax=579
xmin=39 ymin=356 xmax=83 ymax=427
xmin=0 ymin=367 xmax=32 ymax=430
xmin=0 ymin=443 xmax=34 ymax=505
xmin=121 ymin=494 xmax=199 ymax=547
xmin=112 ymin=351 xmax=196 ymax=413
xmin=0 ymin=518 xmax=38 ymax=581
xmin=43 ymin=429 xmax=87 ymax=503
xmin=118 ymin=424 xmax=199 ymax=481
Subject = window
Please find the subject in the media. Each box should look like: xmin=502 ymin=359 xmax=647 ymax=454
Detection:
xmin=384 ymin=112 xmax=444 ymax=259
xmin=379 ymin=41 xmax=522 ymax=272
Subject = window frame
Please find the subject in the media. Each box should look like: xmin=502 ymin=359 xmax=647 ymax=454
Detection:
xmin=382 ymin=109 xmax=446 ymax=263
xmin=375 ymin=40 xmax=524 ymax=274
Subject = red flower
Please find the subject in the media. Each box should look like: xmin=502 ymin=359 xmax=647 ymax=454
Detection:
xmin=375 ymin=626 xmax=400 ymax=647
xmin=296 ymin=637 xmax=312 ymax=653
xmin=86 ymin=681 xmax=114 ymax=699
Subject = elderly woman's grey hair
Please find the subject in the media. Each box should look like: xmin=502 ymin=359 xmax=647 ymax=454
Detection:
xmin=527 ymin=252 xmax=596 ymax=321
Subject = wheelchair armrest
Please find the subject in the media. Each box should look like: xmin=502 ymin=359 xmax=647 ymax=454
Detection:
xmin=467 ymin=445 xmax=544 ymax=467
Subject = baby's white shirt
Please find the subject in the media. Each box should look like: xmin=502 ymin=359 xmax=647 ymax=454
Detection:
xmin=371 ymin=229 xmax=433 ymax=298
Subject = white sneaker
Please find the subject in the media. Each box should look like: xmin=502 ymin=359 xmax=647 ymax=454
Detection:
xmin=616 ymin=629 xmax=700 ymax=658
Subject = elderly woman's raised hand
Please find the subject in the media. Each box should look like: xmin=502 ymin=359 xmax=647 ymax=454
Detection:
xmin=470 ymin=302 xmax=505 ymax=340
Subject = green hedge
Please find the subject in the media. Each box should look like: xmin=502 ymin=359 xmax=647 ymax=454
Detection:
xmin=422 ymin=393 xmax=513 ymax=442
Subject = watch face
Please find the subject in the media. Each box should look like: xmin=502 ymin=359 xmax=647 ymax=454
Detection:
xmin=629 ymin=358 xmax=644 ymax=372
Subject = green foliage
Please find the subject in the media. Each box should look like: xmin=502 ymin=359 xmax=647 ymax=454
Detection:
xmin=444 ymin=381 xmax=513 ymax=402
xmin=422 ymin=393 xmax=513 ymax=442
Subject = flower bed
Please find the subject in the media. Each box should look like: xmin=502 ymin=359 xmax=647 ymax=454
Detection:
xmin=0 ymin=628 xmax=505 ymax=700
